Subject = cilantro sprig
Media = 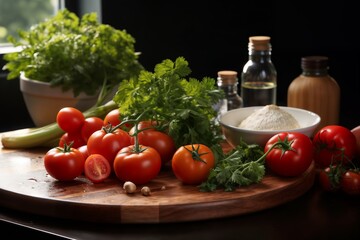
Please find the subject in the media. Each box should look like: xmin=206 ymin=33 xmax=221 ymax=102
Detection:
xmin=199 ymin=141 xmax=265 ymax=192
xmin=113 ymin=57 xmax=224 ymax=157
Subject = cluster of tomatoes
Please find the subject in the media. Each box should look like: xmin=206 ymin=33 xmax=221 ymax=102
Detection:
xmin=258 ymin=125 xmax=360 ymax=196
xmin=314 ymin=125 xmax=360 ymax=195
xmin=43 ymin=107 xmax=215 ymax=186
xmin=43 ymin=107 xmax=360 ymax=195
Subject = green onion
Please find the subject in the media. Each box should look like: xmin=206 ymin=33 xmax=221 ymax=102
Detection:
xmin=1 ymin=101 xmax=117 ymax=149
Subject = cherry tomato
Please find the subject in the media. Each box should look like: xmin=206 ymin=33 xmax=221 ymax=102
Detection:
xmin=313 ymin=125 xmax=357 ymax=168
xmin=318 ymin=165 xmax=342 ymax=192
xmin=340 ymin=170 xmax=360 ymax=195
xmin=103 ymin=109 xmax=133 ymax=129
xmin=264 ymin=132 xmax=313 ymax=177
xmin=171 ymin=144 xmax=215 ymax=185
xmin=103 ymin=109 xmax=121 ymax=127
xmin=44 ymin=145 xmax=85 ymax=181
xmin=56 ymin=107 xmax=85 ymax=133
xmin=77 ymin=145 xmax=89 ymax=160
xmin=87 ymin=128 xmax=131 ymax=168
xmin=59 ymin=131 xmax=86 ymax=149
xmin=128 ymin=120 xmax=158 ymax=135
xmin=84 ymin=154 xmax=111 ymax=183
xmin=130 ymin=130 xmax=176 ymax=165
xmin=81 ymin=117 xmax=104 ymax=142
xmin=113 ymin=145 xmax=162 ymax=185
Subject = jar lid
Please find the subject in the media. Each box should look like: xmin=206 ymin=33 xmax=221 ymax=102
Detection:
xmin=217 ymin=70 xmax=238 ymax=84
xmin=301 ymin=56 xmax=328 ymax=69
xmin=249 ymin=36 xmax=271 ymax=51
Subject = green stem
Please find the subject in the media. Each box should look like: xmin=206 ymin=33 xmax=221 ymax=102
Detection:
xmin=131 ymin=111 xmax=149 ymax=153
xmin=256 ymin=141 xmax=293 ymax=164
xmin=183 ymin=144 xmax=209 ymax=164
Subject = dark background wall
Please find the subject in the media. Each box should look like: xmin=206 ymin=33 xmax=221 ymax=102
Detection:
xmin=102 ymin=0 xmax=360 ymax=129
xmin=1 ymin=0 xmax=359 ymax=131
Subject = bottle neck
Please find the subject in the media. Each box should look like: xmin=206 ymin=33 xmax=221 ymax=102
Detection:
xmin=300 ymin=56 xmax=329 ymax=77
xmin=248 ymin=37 xmax=272 ymax=62
xmin=302 ymin=68 xmax=328 ymax=76
xmin=248 ymin=49 xmax=272 ymax=62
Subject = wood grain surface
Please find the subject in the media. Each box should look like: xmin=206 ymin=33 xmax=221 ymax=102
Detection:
xmin=0 ymin=144 xmax=316 ymax=224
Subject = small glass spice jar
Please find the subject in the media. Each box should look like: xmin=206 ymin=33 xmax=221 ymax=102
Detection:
xmin=217 ymin=70 xmax=243 ymax=112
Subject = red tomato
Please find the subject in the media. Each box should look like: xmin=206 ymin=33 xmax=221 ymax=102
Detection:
xmin=318 ymin=165 xmax=342 ymax=192
xmin=113 ymin=145 xmax=162 ymax=184
xmin=103 ymin=109 xmax=121 ymax=127
xmin=87 ymin=128 xmax=131 ymax=167
xmin=130 ymin=130 xmax=176 ymax=165
xmin=103 ymin=109 xmax=134 ymax=129
xmin=81 ymin=117 xmax=104 ymax=142
xmin=313 ymin=125 xmax=357 ymax=168
xmin=340 ymin=170 xmax=360 ymax=195
xmin=59 ymin=131 xmax=86 ymax=149
xmin=171 ymin=144 xmax=215 ymax=185
xmin=128 ymin=120 xmax=158 ymax=135
xmin=56 ymin=107 xmax=85 ymax=133
xmin=84 ymin=154 xmax=111 ymax=183
xmin=44 ymin=145 xmax=85 ymax=181
xmin=264 ymin=132 xmax=313 ymax=177
xmin=77 ymin=145 xmax=89 ymax=160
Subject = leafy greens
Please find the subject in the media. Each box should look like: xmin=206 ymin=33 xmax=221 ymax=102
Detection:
xmin=114 ymin=57 xmax=224 ymax=157
xmin=3 ymin=9 xmax=143 ymax=99
xmin=199 ymin=141 xmax=265 ymax=192
xmin=114 ymin=56 xmax=266 ymax=192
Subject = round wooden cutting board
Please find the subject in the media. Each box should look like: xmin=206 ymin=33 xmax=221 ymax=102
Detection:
xmin=0 ymin=145 xmax=316 ymax=224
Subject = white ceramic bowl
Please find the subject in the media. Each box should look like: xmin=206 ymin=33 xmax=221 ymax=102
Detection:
xmin=219 ymin=106 xmax=321 ymax=148
xmin=20 ymin=73 xmax=99 ymax=127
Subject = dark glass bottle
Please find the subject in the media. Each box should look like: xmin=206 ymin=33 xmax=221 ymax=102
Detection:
xmin=241 ymin=36 xmax=277 ymax=107
xmin=287 ymin=56 xmax=340 ymax=132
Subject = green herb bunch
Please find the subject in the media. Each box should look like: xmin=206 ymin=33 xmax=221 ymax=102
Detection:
xmin=114 ymin=57 xmax=225 ymax=157
xmin=3 ymin=9 xmax=143 ymax=100
xmin=200 ymin=141 xmax=265 ymax=192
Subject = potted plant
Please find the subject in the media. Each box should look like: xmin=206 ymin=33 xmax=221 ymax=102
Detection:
xmin=2 ymin=9 xmax=143 ymax=126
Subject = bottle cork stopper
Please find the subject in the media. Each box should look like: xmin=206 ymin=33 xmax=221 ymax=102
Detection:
xmin=249 ymin=36 xmax=271 ymax=51
xmin=217 ymin=70 xmax=238 ymax=84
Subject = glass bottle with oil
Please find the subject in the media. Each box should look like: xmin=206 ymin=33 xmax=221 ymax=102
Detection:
xmin=241 ymin=36 xmax=277 ymax=107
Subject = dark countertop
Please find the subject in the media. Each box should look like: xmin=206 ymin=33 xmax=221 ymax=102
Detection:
xmin=1 ymin=179 xmax=359 ymax=240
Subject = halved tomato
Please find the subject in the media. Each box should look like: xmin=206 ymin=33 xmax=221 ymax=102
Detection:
xmin=84 ymin=154 xmax=111 ymax=183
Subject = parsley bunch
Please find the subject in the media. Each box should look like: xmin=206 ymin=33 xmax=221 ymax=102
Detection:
xmin=114 ymin=57 xmax=224 ymax=156
xmin=199 ymin=141 xmax=266 ymax=192
xmin=3 ymin=9 xmax=143 ymax=100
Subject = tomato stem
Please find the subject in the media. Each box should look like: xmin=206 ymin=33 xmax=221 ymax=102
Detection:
xmin=256 ymin=136 xmax=295 ymax=163
xmin=57 ymin=141 xmax=74 ymax=153
xmin=184 ymin=144 xmax=209 ymax=164
xmin=115 ymin=110 xmax=150 ymax=153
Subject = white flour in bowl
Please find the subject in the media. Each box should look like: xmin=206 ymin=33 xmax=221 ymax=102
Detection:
xmin=238 ymin=105 xmax=300 ymax=130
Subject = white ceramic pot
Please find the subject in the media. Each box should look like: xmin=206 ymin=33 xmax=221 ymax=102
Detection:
xmin=20 ymin=73 xmax=99 ymax=127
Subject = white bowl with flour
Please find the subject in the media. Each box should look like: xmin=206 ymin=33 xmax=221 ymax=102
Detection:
xmin=219 ymin=105 xmax=321 ymax=147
